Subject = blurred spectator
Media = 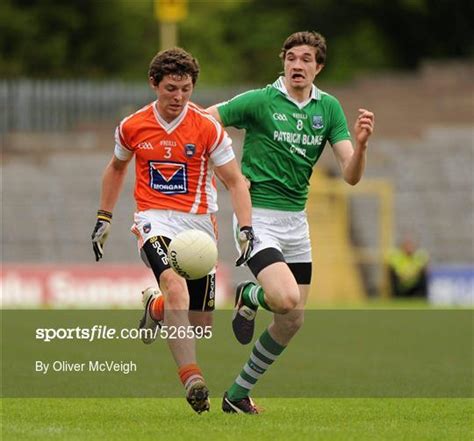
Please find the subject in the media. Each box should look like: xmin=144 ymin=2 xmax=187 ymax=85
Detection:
xmin=387 ymin=237 xmax=429 ymax=298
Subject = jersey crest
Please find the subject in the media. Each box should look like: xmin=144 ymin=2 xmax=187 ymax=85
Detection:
xmin=312 ymin=115 xmax=324 ymax=129
xmin=184 ymin=143 xmax=196 ymax=157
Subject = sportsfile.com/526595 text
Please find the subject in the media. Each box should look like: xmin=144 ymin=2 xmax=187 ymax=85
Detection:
xmin=35 ymin=325 xmax=213 ymax=343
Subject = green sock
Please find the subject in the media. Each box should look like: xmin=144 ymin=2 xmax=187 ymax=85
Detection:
xmin=242 ymin=283 xmax=271 ymax=311
xmin=227 ymin=328 xmax=286 ymax=400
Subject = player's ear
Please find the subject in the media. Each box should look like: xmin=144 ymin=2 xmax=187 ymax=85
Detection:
xmin=315 ymin=63 xmax=325 ymax=76
xmin=149 ymin=76 xmax=158 ymax=89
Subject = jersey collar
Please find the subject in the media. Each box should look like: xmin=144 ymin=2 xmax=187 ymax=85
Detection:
xmin=272 ymin=76 xmax=321 ymax=109
xmin=152 ymin=100 xmax=189 ymax=134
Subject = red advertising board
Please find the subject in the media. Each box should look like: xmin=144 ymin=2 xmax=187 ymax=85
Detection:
xmin=1 ymin=264 xmax=231 ymax=308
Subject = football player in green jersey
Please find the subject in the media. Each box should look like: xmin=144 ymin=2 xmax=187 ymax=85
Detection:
xmin=208 ymin=31 xmax=374 ymax=414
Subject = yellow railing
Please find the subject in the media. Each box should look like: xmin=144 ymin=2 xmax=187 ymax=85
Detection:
xmin=307 ymin=172 xmax=394 ymax=303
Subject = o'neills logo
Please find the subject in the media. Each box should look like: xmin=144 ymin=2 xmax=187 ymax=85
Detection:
xmin=169 ymin=250 xmax=191 ymax=279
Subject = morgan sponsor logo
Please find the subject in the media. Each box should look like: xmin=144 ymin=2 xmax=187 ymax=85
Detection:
xmin=149 ymin=161 xmax=188 ymax=194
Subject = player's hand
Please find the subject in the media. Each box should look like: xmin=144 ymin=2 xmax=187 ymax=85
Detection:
xmin=91 ymin=210 xmax=112 ymax=262
xmin=236 ymin=226 xmax=255 ymax=267
xmin=354 ymin=108 xmax=375 ymax=148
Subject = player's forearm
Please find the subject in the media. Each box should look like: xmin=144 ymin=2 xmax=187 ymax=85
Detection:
xmin=342 ymin=144 xmax=367 ymax=185
xmin=228 ymin=181 xmax=252 ymax=228
xmin=99 ymin=159 xmax=128 ymax=212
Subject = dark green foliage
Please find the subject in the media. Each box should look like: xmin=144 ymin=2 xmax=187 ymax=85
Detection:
xmin=0 ymin=0 xmax=472 ymax=83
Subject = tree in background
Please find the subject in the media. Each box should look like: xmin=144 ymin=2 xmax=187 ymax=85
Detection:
xmin=0 ymin=0 xmax=159 ymax=79
xmin=0 ymin=0 xmax=472 ymax=84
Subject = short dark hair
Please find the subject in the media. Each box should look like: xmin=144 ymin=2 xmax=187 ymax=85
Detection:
xmin=279 ymin=31 xmax=327 ymax=65
xmin=148 ymin=47 xmax=200 ymax=86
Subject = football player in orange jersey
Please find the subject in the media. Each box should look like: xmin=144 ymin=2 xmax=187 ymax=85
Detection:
xmin=91 ymin=48 xmax=255 ymax=413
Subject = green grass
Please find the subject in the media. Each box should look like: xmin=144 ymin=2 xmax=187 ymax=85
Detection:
xmin=2 ymin=305 xmax=472 ymax=439
xmin=2 ymin=398 xmax=472 ymax=441
xmin=4 ymin=310 xmax=471 ymax=399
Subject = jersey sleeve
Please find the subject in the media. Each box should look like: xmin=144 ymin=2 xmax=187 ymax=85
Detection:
xmin=210 ymin=130 xmax=235 ymax=166
xmin=327 ymin=96 xmax=352 ymax=146
xmin=201 ymin=114 xmax=235 ymax=166
xmin=114 ymin=122 xmax=134 ymax=160
xmin=217 ymin=89 xmax=264 ymax=129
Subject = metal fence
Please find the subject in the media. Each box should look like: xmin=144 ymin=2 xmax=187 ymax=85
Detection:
xmin=0 ymin=80 xmax=154 ymax=133
xmin=0 ymin=80 xmax=245 ymax=134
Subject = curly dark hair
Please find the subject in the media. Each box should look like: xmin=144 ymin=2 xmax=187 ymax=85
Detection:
xmin=279 ymin=31 xmax=327 ymax=65
xmin=148 ymin=47 xmax=200 ymax=86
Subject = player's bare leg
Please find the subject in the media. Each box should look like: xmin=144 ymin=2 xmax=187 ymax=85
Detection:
xmin=224 ymin=262 xmax=301 ymax=414
xmin=160 ymin=269 xmax=210 ymax=413
xmin=267 ymin=284 xmax=310 ymax=345
xmin=232 ymin=262 xmax=299 ymax=344
xmin=188 ymin=310 xmax=213 ymax=328
xmin=140 ymin=295 xmax=212 ymax=344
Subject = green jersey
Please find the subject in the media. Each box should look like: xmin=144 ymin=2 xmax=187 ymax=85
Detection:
xmin=218 ymin=77 xmax=351 ymax=211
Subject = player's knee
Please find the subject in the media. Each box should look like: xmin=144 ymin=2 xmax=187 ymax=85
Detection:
xmin=271 ymin=291 xmax=299 ymax=314
xmin=161 ymin=272 xmax=189 ymax=309
xmin=167 ymin=294 xmax=189 ymax=310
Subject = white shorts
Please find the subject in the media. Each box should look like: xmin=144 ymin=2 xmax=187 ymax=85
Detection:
xmin=132 ymin=209 xmax=217 ymax=249
xmin=233 ymin=207 xmax=312 ymax=263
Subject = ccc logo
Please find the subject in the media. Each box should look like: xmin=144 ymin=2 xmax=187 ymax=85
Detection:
xmin=272 ymin=113 xmax=288 ymax=121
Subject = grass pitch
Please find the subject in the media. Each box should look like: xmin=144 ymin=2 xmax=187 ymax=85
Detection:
xmin=2 ymin=398 xmax=472 ymax=441
xmin=3 ymin=302 xmax=471 ymax=439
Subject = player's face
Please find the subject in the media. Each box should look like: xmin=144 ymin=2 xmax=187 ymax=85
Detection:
xmin=152 ymin=74 xmax=194 ymax=122
xmin=284 ymin=45 xmax=323 ymax=91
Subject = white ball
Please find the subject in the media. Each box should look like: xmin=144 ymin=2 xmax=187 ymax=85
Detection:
xmin=168 ymin=230 xmax=218 ymax=280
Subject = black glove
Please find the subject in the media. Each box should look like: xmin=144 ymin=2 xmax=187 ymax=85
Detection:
xmin=235 ymin=226 xmax=255 ymax=267
xmin=91 ymin=210 xmax=112 ymax=262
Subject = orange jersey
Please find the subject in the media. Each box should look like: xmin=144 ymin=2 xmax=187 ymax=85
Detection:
xmin=114 ymin=101 xmax=234 ymax=213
